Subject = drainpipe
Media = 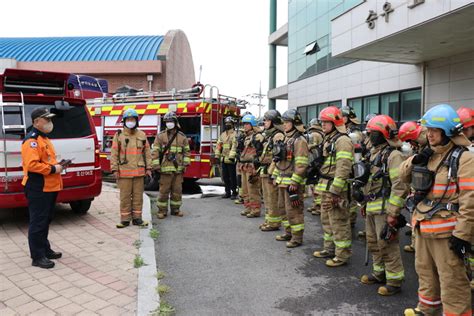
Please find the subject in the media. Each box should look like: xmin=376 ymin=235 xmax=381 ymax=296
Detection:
xmin=268 ymin=0 xmax=277 ymax=110
xmin=422 ymin=62 xmax=426 ymax=113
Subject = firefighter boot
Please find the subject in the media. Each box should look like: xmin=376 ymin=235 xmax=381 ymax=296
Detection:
xmin=157 ymin=211 xmax=167 ymax=219
xmin=311 ymin=209 xmax=321 ymax=216
xmin=313 ymin=250 xmax=334 ymax=258
xmin=404 ymin=308 xmax=425 ymax=316
xmin=378 ymin=285 xmax=401 ymax=296
xmin=116 ymin=221 xmax=130 ymax=228
xmin=240 ymin=209 xmax=251 ymax=216
xmin=326 ymin=258 xmax=347 ymax=267
xmin=360 ymin=274 xmax=386 ymax=285
xmin=132 ymin=218 xmax=149 ymax=227
xmin=246 ymin=210 xmax=261 ymax=218
xmin=286 ymin=232 xmax=303 ymax=248
xmin=404 ymin=245 xmax=415 ymax=252
xmin=276 ymin=233 xmax=292 ymax=241
xmin=171 ymin=210 xmax=184 ymax=217
xmin=260 ymin=223 xmax=280 ymax=232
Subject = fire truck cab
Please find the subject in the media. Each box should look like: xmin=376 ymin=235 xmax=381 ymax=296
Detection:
xmin=0 ymin=69 xmax=102 ymax=213
xmin=86 ymin=84 xmax=244 ymax=189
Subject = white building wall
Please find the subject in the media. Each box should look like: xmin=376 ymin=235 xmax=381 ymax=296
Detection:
xmin=288 ymin=60 xmax=421 ymax=108
xmin=425 ymin=50 xmax=474 ymax=110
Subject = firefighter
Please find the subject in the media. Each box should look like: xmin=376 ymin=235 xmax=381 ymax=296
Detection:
xmin=22 ymin=107 xmax=66 ymax=269
xmin=272 ymin=109 xmax=309 ymax=247
xmin=234 ymin=112 xmax=252 ymax=205
xmin=151 ymin=111 xmax=190 ymax=219
xmin=342 ymin=106 xmax=364 ymax=228
xmin=258 ymin=110 xmax=285 ymax=231
xmin=111 ymin=109 xmax=152 ymax=228
xmin=312 ymin=106 xmax=354 ymax=267
xmin=401 ymin=104 xmax=473 ymax=316
xmin=306 ymin=118 xmax=324 ymax=216
xmin=398 ymin=121 xmax=429 ymax=253
xmin=239 ymin=114 xmax=264 ymax=218
xmin=215 ymin=116 xmax=238 ymax=199
xmin=357 ymin=115 xmax=409 ymax=296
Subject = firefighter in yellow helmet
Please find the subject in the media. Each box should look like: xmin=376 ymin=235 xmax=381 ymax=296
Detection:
xmin=305 ymin=118 xmax=324 ymax=216
xmin=401 ymin=104 xmax=472 ymax=316
xmin=272 ymin=109 xmax=309 ymax=247
xmin=111 ymin=109 xmax=152 ymax=228
xmin=312 ymin=106 xmax=354 ymax=267
xmin=151 ymin=111 xmax=190 ymax=219
xmin=239 ymin=114 xmax=264 ymax=218
xmin=258 ymin=110 xmax=285 ymax=231
xmin=358 ymin=115 xmax=409 ymax=296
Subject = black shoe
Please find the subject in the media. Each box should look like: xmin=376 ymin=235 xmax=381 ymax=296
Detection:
xmin=132 ymin=219 xmax=149 ymax=226
xmin=46 ymin=250 xmax=62 ymax=259
xmin=222 ymin=193 xmax=231 ymax=199
xmin=230 ymin=193 xmax=238 ymax=200
xmin=32 ymin=257 xmax=55 ymax=269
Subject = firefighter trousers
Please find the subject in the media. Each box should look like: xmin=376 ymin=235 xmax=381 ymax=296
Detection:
xmin=320 ymin=192 xmax=352 ymax=262
xmin=241 ymin=171 xmax=261 ymax=215
xmin=414 ymin=228 xmax=471 ymax=316
xmin=261 ymin=177 xmax=285 ymax=228
xmin=25 ymin=190 xmax=58 ymax=260
xmin=349 ymin=200 xmax=358 ymax=225
xmin=222 ymin=162 xmax=237 ymax=195
xmin=279 ymin=186 xmax=304 ymax=243
xmin=366 ymin=213 xmax=404 ymax=287
xmin=117 ymin=177 xmax=144 ymax=222
xmin=157 ymin=173 xmax=183 ymax=214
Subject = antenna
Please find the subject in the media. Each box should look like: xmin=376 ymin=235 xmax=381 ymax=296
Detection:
xmin=198 ymin=65 xmax=203 ymax=83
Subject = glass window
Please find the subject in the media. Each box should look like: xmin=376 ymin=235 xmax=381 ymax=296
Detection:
xmin=298 ymin=106 xmax=308 ymax=125
xmin=364 ymin=96 xmax=379 ymax=117
xmin=307 ymin=105 xmax=317 ymax=123
xmin=316 ymin=46 xmax=329 ymax=73
xmin=401 ymin=90 xmax=422 ymax=122
xmin=329 ymin=100 xmax=342 ymax=107
xmin=348 ymin=98 xmax=363 ymax=121
xmin=381 ymin=93 xmax=400 ymax=121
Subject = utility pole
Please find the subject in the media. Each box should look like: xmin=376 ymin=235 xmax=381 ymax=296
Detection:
xmin=245 ymin=81 xmax=266 ymax=118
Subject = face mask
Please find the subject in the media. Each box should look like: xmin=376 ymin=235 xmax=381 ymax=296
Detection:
xmin=225 ymin=124 xmax=233 ymax=130
xmin=370 ymin=131 xmax=386 ymax=146
xmin=43 ymin=121 xmax=53 ymax=134
xmin=166 ymin=122 xmax=175 ymax=129
xmin=125 ymin=121 xmax=137 ymax=129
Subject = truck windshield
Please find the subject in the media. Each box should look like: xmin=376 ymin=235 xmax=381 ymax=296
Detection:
xmin=0 ymin=103 xmax=92 ymax=140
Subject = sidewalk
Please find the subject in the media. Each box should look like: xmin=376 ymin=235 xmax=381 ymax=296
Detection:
xmin=0 ymin=184 xmax=157 ymax=315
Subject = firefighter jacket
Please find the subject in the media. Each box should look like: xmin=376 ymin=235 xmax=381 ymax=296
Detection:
xmin=21 ymin=128 xmax=63 ymax=192
xmin=307 ymin=128 xmax=324 ymax=151
xmin=272 ymin=129 xmax=309 ymax=187
xmin=259 ymin=127 xmax=284 ymax=178
xmin=111 ymin=127 xmax=152 ymax=178
xmin=215 ymin=129 xmax=237 ymax=164
xmin=315 ymin=130 xmax=354 ymax=196
xmin=363 ymin=144 xmax=409 ymax=217
xmin=239 ymin=127 xmax=264 ymax=174
xmin=151 ymin=129 xmax=190 ymax=174
xmin=400 ymin=141 xmax=474 ymax=241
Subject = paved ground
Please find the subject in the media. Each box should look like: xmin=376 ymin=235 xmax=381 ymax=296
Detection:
xmin=153 ymin=191 xmax=421 ymax=316
xmin=0 ymin=186 xmax=141 ymax=315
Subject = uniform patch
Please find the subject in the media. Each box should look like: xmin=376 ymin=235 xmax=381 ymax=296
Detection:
xmin=30 ymin=141 xmax=38 ymax=148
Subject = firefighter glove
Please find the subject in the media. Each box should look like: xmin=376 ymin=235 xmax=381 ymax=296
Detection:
xmin=412 ymin=147 xmax=434 ymax=165
xmin=449 ymin=236 xmax=471 ymax=260
xmin=287 ymin=187 xmax=301 ymax=207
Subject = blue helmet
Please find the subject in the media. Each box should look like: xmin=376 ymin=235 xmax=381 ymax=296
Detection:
xmin=123 ymin=108 xmax=139 ymax=120
xmin=242 ymin=114 xmax=257 ymax=127
xmin=420 ymin=104 xmax=462 ymax=137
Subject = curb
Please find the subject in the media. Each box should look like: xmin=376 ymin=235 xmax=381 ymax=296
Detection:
xmin=136 ymin=193 xmax=160 ymax=315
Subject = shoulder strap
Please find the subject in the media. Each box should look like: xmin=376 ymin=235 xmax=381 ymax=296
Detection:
xmin=448 ymin=146 xmax=466 ymax=180
xmin=159 ymin=131 xmax=178 ymax=163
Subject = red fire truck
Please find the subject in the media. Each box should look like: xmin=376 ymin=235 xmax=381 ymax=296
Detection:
xmin=0 ymin=69 xmax=102 ymax=213
xmin=86 ymin=84 xmax=244 ymax=189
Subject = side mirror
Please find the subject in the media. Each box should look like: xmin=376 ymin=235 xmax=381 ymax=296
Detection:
xmin=54 ymin=100 xmax=73 ymax=110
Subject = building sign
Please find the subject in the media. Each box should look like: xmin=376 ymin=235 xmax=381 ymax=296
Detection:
xmin=366 ymin=0 xmax=425 ymax=29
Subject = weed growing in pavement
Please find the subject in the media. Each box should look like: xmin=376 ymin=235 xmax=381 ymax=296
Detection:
xmin=156 ymin=271 xmax=166 ymax=280
xmin=149 ymin=228 xmax=160 ymax=240
xmin=150 ymin=300 xmax=175 ymax=315
xmin=157 ymin=284 xmax=170 ymax=295
xmin=133 ymin=254 xmax=146 ymax=268
xmin=133 ymin=239 xmax=142 ymax=249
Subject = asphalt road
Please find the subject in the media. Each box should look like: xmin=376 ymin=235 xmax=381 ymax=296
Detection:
xmin=152 ymin=192 xmax=420 ymax=316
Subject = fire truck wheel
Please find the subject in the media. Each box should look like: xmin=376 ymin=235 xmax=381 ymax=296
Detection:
xmin=70 ymin=200 xmax=92 ymax=215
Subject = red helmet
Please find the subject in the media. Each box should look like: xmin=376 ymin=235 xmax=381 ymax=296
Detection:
xmin=366 ymin=115 xmax=398 ymax=140
xmin=398 ymin=121 xmax=422 ymax=142
xmin=457 ymin=106 xmax=474 ymax=128
xmin=318 ymin=106 xmax=344 ymax=127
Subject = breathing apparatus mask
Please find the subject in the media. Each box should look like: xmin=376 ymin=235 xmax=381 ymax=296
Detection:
xmin=272 ymin=140 xmax=287 ymax=162
xmin=411 ymin=165 xmax=435 ymax=205
xmin=369 ymin=131 xmax=386 ymax=147
xmin=306 ymin=144 xmax=325 ymax=185
xmin=351 ymin=161 xmax=371 ymax=202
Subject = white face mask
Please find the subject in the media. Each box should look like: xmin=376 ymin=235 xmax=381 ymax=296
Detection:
xmin=125 ymin=121 xmax=137 ymax=129
xmin=43 ymin=121 xmax=54 ymax=134
xmin=166 ymin=122 xmax=175 ymax=129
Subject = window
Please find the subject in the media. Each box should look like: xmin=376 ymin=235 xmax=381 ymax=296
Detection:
xmin=304 ymin=41 xmax=320 ymax=55
xmin=401 ymin=90 xmax=421 ymax=122
xmin=307 ymin=105 xmax=318 ymax=124
xmin=298 ymin=106 xmax=308 ymax=125
xmin=364 ymin=96 xmax=379 ymax=117
xmin=381 ymin=93 xmax=399 ymax=121
xmin=348 ymin=98 xmax=362 ymax=119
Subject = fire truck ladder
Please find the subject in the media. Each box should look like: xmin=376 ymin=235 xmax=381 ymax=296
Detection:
xmin=0 ymin=92 xmax=26 ymax=191
xmin=203 ymin=85 xmax=220 ymax=155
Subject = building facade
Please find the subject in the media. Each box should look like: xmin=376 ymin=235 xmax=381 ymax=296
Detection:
xmin=0 ymin=30 xmax=195 ymax=93
xmin=269 ymin=0 xmax=473 ymax=125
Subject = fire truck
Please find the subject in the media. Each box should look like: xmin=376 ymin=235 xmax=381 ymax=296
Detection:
xmin=0 ymin=68 xmax=102 ymax=213
xmin=86 ymin=84 xmax=244 ymax=189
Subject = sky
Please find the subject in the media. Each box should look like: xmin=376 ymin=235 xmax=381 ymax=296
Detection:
xmin=0 ymin=0 xmax=288 ymax=116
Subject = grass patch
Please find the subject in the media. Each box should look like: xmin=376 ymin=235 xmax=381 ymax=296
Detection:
xmin=133 ymin=239 xmax=142 ymax=249
xmin=156 ymin=271 xmax=166 ymax=280
xmin=157 ymin=284 xmax=170 ymax=295
xmin=133 ymin=254 xmax=146 ymax=268
xmin=150 ymin=300 xmax=175 ymax=315
xmin=149 ymin=228 xmax=160 ymax=240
